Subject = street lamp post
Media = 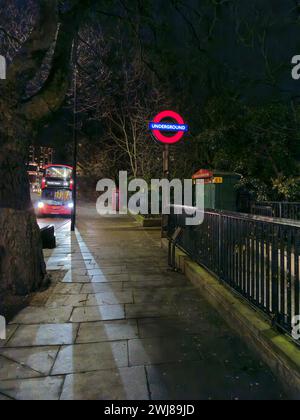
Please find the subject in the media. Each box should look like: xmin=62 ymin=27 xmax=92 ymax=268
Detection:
xmin=71 ymin=39 xmax=78 ymax=232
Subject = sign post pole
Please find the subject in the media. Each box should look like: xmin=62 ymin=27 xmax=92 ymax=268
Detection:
xmin=149 ymin=110 xmax=189 ymax=237
xmin=163 ymin=144 xmax=170 ymax=179
xmin=161 ymin=144 xmax=170 ymax=237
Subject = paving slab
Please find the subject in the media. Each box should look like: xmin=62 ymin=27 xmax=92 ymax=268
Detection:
xmin=52 ymin=341 xmax=128 ymax=375
xmin=60 ymin=367 xmax=149 ymax=400
xmin=133 ymin=288 xmax=201 ymax=305
xmin=129 ymin=272 xmax=184 ymax=281
xmin=90 ymin=274 xmax=130 ymax=283
xmin=52 ymin=283 xmax=83 ymax=295
xmin=81 ymin=283 xmax=124 ymax=294
xmin=0 ymin=355 xmax=40 ymax=380
xmin=69 ymin=268 xmax=88 ymax=276
xmin=126 ymin=260 xmax=167 ymax=269
xmin=87 ymin=267 xmax=126 ymax=276
xmin=0 ymin=346 xmax=59 ymax=376
xmin=46 ymin=294 xmax=88 ymax=308
xmin=0 ymin=376 xmax=64 ymax=400
xmin=46 ymin=265 xmax=69 ymax=271
xmin=196 ymin=334 xmax=274 ymax=371
xmin=76 ymin=320 xmax=138 ymax=344
xmin=125 ymin=303 xmax=178 ymax=319
xmin=93 ymin=259 xmax=129 ymax=267
xmin=10 ymin=307 xmax=73 ymax=325
xmin=128 ymin=269 xmax=166 ymax=277
xmin=86 ymin=291 xmax=133 ymax=306
xmin=60 ymin=262 xmax=87 ymax=269
xmin=62 ymin=274 xmax=91 ymax=283
xmin=137 ymin=317 xmax=227 ymax=339
xmin=0 ymin=393 xmax=12 ymax=400
xmin=29 ymin=286 xmax=56 ymax=307
xmin=0 ymin=325 xmax=19 ymax=348
xmin=123 ymin=279 xmax=190 ymax=290
xmin=6 ymin=324 xmax=79 ymax=347
xmin=128 ymin=336 xmax=203 ymax=366
xmin=146 ymin=361 xmax=286 ymax=401
xmin=48 ymin=257 xmax=72 ymax=263
xmin=70 ymin=305 xmax=125 ymax=323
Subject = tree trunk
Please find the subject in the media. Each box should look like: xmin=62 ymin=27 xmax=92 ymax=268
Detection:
xmin=0 ymin=209 xmax=47 ymax=295
xmin=0 ymin=146 xmax=47 ymax=295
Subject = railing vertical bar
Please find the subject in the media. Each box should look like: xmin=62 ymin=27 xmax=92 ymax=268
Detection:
xmin=233 ymin=218 xmax=237 ymax=288
xmin=219 ymin=215 xmax=224 ymax=279
xmin=251 ymin=225 xmax=255 ymax=301
xmin=255 ymin=223 xmax=260 ymax=305
xmin=242 ymin=220 xmax=247 ymax=295
xmin=266 ymin=225 xmax=271 ymax=312
xmin=229 ymin=217 xmax=234 ymax=287
xmin=225 ymin=216 xmax=229 ymax=283
xmin=237 ymin=219 xmax=241 ymax=291
xmin=261 ymin=224 xmax=266 ymax=310
xmin=280 ymin=226 xmax=286 ymax=319
xmin=272 ymin=225 xmax=279 ymax=319
xmin=295 ymin=232 xmax=300 ymax=326
xmin=217 ymin=214 xmax=221 ymax=275
xmin=237 ymin=219 xmax=241 ymax=290
xmin=246 ymin=221 xmax=251 ymax=297
xmin=286 ymin=229 xmax=292 ymax=328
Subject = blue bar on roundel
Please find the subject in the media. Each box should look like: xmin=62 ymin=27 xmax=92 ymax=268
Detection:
xmin=149 ymin=122 xmax=189 ymax=132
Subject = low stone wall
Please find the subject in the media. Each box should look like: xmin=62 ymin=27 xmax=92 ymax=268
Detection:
xmin=133 ymin=214 xmax=162 ymax=228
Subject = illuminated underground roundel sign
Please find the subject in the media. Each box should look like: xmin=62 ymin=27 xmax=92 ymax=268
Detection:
xmin=149 ymin=111 xmax=189 ymax=145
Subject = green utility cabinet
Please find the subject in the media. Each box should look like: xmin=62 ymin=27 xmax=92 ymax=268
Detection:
xmin=192 ymin=169 xmax=241 ymax=212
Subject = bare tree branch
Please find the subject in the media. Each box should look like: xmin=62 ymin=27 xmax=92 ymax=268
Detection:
xmin=0 ymin=26 xmax=22 ymax=45
xmin=8 ymin=0 xmax=58 ymax=94
xmin=20 ymin=0 xmax=92 ymax=121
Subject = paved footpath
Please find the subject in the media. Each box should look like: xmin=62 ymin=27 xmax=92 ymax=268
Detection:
xmin=0 ymin=204 xmax=287 ymax=400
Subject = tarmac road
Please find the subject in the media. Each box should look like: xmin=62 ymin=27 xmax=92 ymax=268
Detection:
xmin=31 ymin=192 xmax=71 ymax=231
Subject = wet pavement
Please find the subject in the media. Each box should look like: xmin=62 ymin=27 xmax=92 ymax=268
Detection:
xmin=0 ymin=203 xmax=288 ymax=400
xmin=37 ymin=218 xmax=71 ymax=231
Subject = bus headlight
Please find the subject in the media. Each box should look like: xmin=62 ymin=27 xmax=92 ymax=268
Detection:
xmin=68 ymin=202 xmax=74 ymax=209
xmin=37 ymin=202 xmax=44 ymax=209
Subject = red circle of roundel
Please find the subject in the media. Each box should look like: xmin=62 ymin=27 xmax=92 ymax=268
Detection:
xmin=152 ymin=110 xmax=186 ymax=145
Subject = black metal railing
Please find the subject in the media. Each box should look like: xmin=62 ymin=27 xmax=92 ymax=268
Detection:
xmin=251 ymin=205 xmax=273 ymax=218
xmin=168 ymin=207 xmax=300 ymax=344
xmin=253 ymin=202 xmax=300 ymax=221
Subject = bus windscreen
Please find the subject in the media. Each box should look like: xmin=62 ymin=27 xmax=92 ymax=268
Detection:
xmin=45 ymin=166 xmax=72 ymax=180
xmin=42 ymin=189 xmax=72 ymax=203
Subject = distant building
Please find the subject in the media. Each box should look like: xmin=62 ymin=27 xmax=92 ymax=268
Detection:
xmin=27 ymin=146 xmax=54 ymax=192
xmin=28 ymin=145 xmax=54 ymax=169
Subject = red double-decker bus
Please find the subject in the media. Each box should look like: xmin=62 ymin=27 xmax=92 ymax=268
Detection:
xmin=36 ymin=164 xmax=74 ymax=217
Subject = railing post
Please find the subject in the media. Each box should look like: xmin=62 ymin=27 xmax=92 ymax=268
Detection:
xmin=271 ymin=225 xmax=279 ymax=325
xmin=279 ymin=203 xmax=282 ymax=219
xmin=218 ymin=213 xmax=222 ymax=277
